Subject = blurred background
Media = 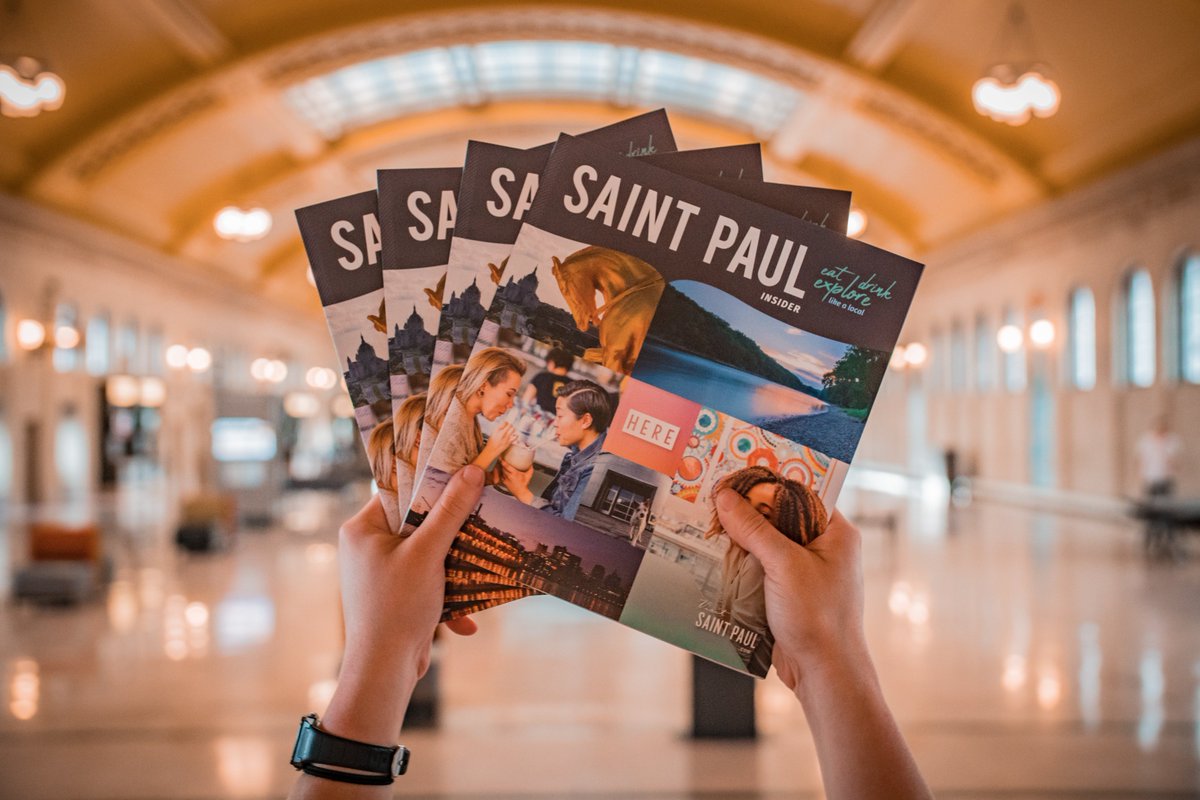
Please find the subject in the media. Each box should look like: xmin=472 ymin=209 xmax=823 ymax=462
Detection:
xmin=1 ymin=1 xmax=1198 ymax=797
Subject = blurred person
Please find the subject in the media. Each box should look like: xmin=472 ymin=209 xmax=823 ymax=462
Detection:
xmin=392 ymin=393 xmax=426 ymax=511
xmin=521 ymin=346 xmax=573 ymax=413
xmin=1137 ymin=415 xmax=1181 ymax=499
xmin=428 ymin=347 xmax=525 ymax=482
xmin=1137 ymin=415 xmax=1183 ymax=555
xmin=500 ymin=379 xmax=613 ymax=519
xmin=287 ymin=465 xmax=931 ymax=799
xmin=705 ymin=465 xmax=827 ymax=674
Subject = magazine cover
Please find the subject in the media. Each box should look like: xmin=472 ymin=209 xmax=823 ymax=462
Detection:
xmin=295 ymin=190 xmax=404 ymax=530
xmin=409 ymin=134 xmax=921 ymax=677
xmin=377 ymin=165 xmax=542 ymax=608
xmin=377 ymin=166 xmax=459 ymax=516
xmin=421 ymin=141 xmax=770 ymax=620
xmin=416 ymin=111 xmax=680 ymax=491
xmin=420 ymin=141 xmax=764 ymax=513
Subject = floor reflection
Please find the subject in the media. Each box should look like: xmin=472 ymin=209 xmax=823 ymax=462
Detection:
xmin=0 ymin=482 xmax=1198 ymax=798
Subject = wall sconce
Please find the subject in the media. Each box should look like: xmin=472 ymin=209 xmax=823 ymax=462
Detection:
xmin=251 ymin=357 xmax=288 ymax=384
xmin=305 ymin=367 xmax=338 ymax=390
xmin=106 ymin=375 xmax=167 ymax=408
xmin=185 ymin=347 xmax=212 ymax=373
xmin=165 ymin=344 xmax=189 ymax=370
xmin=284 ymin=392 xmax=320 ymax=419
xmin=903 ymin=342 xmax=928 ymax=367
xmin=997 ymin=324 xmax=1024 ymax=354
xmin=847 ymin=208 xmax=868 ymax=239
xmin=54 ymin=324 xmax=80 ymax=349
xmin=1029 ymin=318 xmax=1055 ymax=349
xmin=16 ymin=318 xmax=46 ymax=351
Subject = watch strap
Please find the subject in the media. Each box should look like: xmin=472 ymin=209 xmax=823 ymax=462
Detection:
xmin=301 ymin=764 xmax=395 ymax=786
xmin=291 ymin=714 xmax=409 ymax=782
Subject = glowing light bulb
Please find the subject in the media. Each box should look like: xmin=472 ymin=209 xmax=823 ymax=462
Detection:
xmin=186 ymin=347 xmax=212 ymax=372
xmin=214 ymin=206 xmax=272 ymax=242
xmin=904 ymin=342 xmax=928 ymax=367
xmin=165 ymin=344 xmax=189 ymax=369
xmin=1029 ymin=319 xmax=1055 ymax=349
xmin=997 ymin=324 xmax=1024 ymax=354
xmin=17 ymin=319 xmax=46 ymax=350
xmin=847 ymin=208 xmax=868 ymax=239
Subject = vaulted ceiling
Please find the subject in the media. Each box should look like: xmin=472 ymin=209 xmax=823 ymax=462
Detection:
xmin=3 ymin=0 xmax=1199 ymax=318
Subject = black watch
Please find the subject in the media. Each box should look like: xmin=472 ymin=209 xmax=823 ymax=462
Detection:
xmin=290 ymin=713 xmax=410 ymax=786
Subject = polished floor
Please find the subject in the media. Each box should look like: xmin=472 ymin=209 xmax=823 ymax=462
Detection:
xmin=1 ymin=475 xmax=1199 ymax=799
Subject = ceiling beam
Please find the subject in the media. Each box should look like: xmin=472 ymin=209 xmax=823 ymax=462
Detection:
xmin=131 ymin=0 xmax=232 ymax=67
xmin=844 ymin=0 xmax=929 ymax=73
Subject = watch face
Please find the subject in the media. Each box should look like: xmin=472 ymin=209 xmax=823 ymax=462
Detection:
xmin=392 ymin=746 xmax=410 ymax=776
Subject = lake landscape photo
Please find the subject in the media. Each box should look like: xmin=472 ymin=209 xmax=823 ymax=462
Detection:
xmin=630 ymin=281 xmax=887 ymax=462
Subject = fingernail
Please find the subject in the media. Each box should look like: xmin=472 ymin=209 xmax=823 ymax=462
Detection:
xmin=715 ymin=489 xmax=739 ymax=511
xmin=461 ymin=465 xmax=484 ymax=487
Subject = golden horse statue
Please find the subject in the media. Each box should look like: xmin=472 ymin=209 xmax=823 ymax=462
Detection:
xmin=487 ymin=255 xmax=509 ymax=286
xmin=424 ymin=273 xmax=446 ymax=310
xmin=551 ymin=246 xmax=664 ymax=375
xmin=367 ymin=298 xmax=387 ymax=334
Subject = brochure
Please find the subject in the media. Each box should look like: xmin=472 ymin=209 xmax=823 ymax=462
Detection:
xmin=422 ymin=142 xmax=769 ymax=619
xmin=295 ymin=190 xmax=404 ymax=529
xmin=377 ymin=166 xmax=460 ymax=518
xmin=418 ymin=110 xmax=681 ymax=488
xmin=408 ymin=133 xmax=922 ymax=676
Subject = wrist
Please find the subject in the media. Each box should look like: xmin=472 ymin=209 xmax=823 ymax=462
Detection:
xmin=791 ymin=635 xmax=877 ymax=706
xmin=320 ymin=654 xmax=420 ymax=744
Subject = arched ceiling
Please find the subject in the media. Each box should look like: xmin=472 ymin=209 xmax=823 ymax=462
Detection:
xmin=2 ymin=0 xmax=1199 ymax=320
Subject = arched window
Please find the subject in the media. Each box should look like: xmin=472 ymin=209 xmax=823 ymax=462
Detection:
xmin=974 ymin=314 xmax=994 ymax=391
xmin=52 ymin=303 xmax=81 ymax=373
xmin=1124 ymin=269 xmax=1155 ymax=387
xmin=86 ymin=312 xmax=111 ymax=376
xmin=949 ymin=320 xmax=967 ymax=392
xmin=1180 ymin=252 xmax=1200 ymax=384
xmin=1068 ymin=287 xmax=1096 ymax=390
xmin=1002 ymin=307 xmax=1026 ymax=392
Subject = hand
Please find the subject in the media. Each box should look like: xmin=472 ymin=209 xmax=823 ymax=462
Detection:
xmin=712 ymin=494 xmax=932 ymax=799
xmin=319 ymin=466 xmax=484 ymax=748
xmin=715 ymin=490 xmax=865 ymax=693
xmin=478 ymin=422 xmax=517 ymax=464
xmin=500 ymin=460 xmax=534 ymax=503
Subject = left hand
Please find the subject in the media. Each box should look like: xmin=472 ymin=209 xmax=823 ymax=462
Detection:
xmin=499 ymin=460 xmax=535 ymax=502
xmin=288 ymin=467 xmax=486 ymax=799
xmin=338 ymin=466 xmax=485 ymax=681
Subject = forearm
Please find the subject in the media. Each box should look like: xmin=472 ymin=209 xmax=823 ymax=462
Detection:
xmin=288 ymin=653 xmax=419 ymax=800
xmin=795 ymin=644 xmax=931 ymax=800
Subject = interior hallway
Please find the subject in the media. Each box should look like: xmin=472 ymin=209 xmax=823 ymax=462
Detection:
xmin=2 ymin=477 xmax=1197 ymax=799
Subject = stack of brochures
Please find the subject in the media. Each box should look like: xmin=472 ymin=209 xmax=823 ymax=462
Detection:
xmin=296 ymin=110 xmax=922 ymax=677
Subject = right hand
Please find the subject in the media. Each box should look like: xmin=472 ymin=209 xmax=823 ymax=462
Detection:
xmin=479 ymin=422 xmax=517 ymax=462
xmin=715 ymin=489 xmax=866 ymax=693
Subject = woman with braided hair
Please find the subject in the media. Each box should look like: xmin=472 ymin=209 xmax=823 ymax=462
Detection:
xmin=706 ymin=465 xmax=828 ymax=673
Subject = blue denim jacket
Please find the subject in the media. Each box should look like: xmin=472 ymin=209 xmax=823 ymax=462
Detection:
xmin=540 ymin=433 xmax=606 ymax=520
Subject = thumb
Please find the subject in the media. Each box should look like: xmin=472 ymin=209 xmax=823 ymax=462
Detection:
xmin=715 ymin=489 xmax=794 ymax=571
xmin=411 ymin=465 xmax=485 ymax=555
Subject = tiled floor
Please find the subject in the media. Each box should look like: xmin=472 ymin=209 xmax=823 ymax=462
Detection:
xmin=1 ymin=478 xmax=1199 ymax=799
